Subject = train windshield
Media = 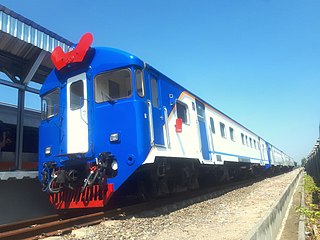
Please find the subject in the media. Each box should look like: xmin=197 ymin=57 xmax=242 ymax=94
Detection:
xmin=41 ymin=89 xmax=60 ymax=120
xmin=94 ymin=68 xmax=132 ymax=103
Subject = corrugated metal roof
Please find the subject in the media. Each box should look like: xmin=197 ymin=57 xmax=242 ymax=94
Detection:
xmin=0 ymin=4 xmax=74 ymax=84
xmin=0 ymin=4 xmax=73 ymax=52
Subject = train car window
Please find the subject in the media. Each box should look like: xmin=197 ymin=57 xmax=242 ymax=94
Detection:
xmin=210 ymin=117 xmax=215 ymax=134
xmin=245 ymin=135 xmax=248 ymax=146
xmin=249 ymin=137 xmax=253 ymax=148
xmin=241 ymin=133 xmax=245 ymax=145
xmin=109 ymin=81 xmax=120 ymax=98
xmin=196 ymin=103 xmax=205 ymax=118
xmin=220 ymin=122 xmax=226 ymax=138
xmin=95 ymin=68 xmax=132 ymax=103
xmin=151 ymin=77 xmax=159 ymax=108
xmin=70 ymin=80 xmax=84 ymax=111
xmin=229 ymin=127 xmax=235 ymax=141
xmin=135 ymin=69 xmax=145 ymax=97
xmin=254 ymin=140 xmax=257 ymax=149
xmin=41 ymin=88 xmax=60 ymax=120
xmin=176 ymin=101 xmax=188 ymax=123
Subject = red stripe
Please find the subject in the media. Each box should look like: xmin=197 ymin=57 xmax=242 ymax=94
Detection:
xmin=49 ymin=183 xmax=114 ymax=209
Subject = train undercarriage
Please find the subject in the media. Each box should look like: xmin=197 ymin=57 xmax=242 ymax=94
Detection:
xmin=118 ymin=158 xmax=294 ymax=201
xmin=41 ymin=155 xmax=294 ymax=209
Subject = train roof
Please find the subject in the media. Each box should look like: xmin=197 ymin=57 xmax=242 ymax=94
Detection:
xmin=91 ymin=47 xmax=145 ymax=71
xmin=40 ymin=47 xmax=144 ymax=96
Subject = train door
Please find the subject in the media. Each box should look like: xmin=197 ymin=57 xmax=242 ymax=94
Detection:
xmin=150 ymin=75 xmax=165 ymax=146
xmin=266 ymin=142 xmax=272 ymax=169
xmin=196 ymin=100 xmax=210 ymax=160
xmin=66 ymin=73 xmax=89 ymax=154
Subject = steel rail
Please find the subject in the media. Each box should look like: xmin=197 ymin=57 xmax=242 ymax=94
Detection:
xmin=0 ymin=214 xmax=60 ymax=233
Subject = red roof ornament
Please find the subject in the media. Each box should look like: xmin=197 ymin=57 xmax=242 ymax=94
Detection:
xmin=51 ymin=33 xmax=93 ymax=70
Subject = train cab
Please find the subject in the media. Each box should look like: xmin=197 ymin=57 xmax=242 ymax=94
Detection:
xmin=38 ymin=33 xmax=155 ymax=208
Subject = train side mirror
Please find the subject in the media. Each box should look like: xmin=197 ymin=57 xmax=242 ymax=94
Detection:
xmin=175 ymin=118 xmax=182 ymax=133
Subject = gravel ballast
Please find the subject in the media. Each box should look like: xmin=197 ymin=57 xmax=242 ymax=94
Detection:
xmin=58 ymin=169 xmax=300 ymax=240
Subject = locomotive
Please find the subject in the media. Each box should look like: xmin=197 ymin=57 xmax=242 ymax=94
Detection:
xmin=38 ymin=33 xmax=294 ymax=209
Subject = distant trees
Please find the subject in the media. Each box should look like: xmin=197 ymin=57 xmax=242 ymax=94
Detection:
xmin=301 ymin=158 xmax=307 ymax=167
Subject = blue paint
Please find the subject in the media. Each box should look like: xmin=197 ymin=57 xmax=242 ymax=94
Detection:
xmin=196 ymin=100 xmax=210 ymax=160
xmin=148 ymin=72 xmax=165 ymax=146
xmin=144 ymin=65 xmax=187 ymax=147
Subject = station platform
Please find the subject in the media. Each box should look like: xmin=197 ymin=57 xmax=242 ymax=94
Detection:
xmin=0 ymin=172 xmax=56 ymax=225
xmin=0 ymin=170 xmax=37 ymax=180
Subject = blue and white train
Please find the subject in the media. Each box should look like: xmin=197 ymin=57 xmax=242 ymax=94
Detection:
xmin=38 ymin=33 xmax=294 ymax=209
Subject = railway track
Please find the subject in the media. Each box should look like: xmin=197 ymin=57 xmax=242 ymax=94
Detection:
xmin=0 ymin=209 xmax=124 ymax=240
xmin=0 ymin=175 xmax=268 ymax=240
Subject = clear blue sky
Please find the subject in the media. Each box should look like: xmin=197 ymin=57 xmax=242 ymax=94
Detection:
xmin=1 ymin=0 xmax=319 ymax=162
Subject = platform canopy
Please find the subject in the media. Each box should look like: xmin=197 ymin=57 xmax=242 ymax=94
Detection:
xmin=0 ymin=4 xmax=73 ymax=85
xmin=0 ymin=4 xmax=74 ymax=171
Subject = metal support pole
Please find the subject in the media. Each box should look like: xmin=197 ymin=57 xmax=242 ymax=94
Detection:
xmin=15 ymin=88 xmax=25 ymax=170
xmin=13 ymin=50 xmax=45 ymax=170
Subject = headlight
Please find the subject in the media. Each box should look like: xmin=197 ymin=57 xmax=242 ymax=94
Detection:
xmin=45 ymin=147 xmax=51 ymax=155
xmin=110 ymin=133 xmax=120 ymax=142
xmin=111 ymin=160 xmax=118 ymax=170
